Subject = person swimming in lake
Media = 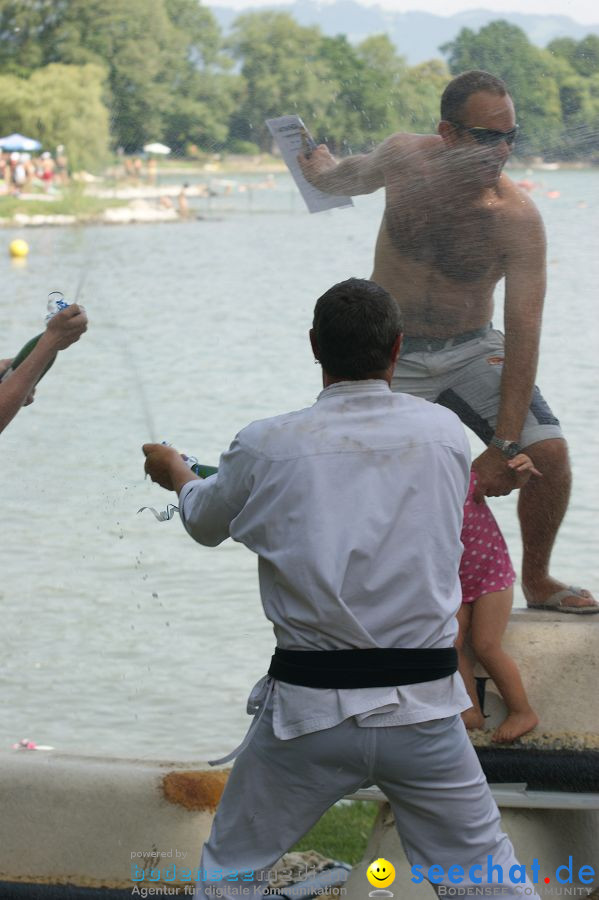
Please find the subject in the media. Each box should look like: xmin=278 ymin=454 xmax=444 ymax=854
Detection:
xmin=456 ymin=457 xmax=540 ymax=743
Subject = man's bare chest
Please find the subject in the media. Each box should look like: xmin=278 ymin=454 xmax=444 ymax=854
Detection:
xmin=384 ymin=190 xmax=504 ymax=283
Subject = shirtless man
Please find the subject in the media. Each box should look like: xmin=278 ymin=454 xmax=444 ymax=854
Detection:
xmin=299 ymin=69 xmax=597 ymax=612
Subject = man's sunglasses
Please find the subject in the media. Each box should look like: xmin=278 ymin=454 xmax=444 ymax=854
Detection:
xmin=449 ymin=122 xmax=519 ymax=147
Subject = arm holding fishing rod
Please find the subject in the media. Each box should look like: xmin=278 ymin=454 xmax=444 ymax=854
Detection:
xmin=0 ymin=304 xmax=87 ymax=434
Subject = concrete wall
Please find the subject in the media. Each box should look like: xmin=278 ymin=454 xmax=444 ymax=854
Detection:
xmin=478 ymin=610 xmax=599 ymax=736
xmin=0 ymin=752 xmax=226 ymax=892
xmin=345 ymin=804 xmax=599 ymax=899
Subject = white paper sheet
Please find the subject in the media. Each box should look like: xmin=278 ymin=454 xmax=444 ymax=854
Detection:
xmin=265 ymin=115 xmax=354 ymax=214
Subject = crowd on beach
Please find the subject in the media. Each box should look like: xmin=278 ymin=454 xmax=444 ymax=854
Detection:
xmin=1 ymin=140 xmax=279 ymax=221
xmin=0 ymin=147 xmax=68 ymax=196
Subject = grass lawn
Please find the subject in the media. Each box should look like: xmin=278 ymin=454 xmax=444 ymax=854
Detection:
xmin=292 ymin=800 xmax=380 ymax=865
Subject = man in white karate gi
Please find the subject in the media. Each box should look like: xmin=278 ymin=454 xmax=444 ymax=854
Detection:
xmin=143 ymin=277 xmax=539 ymax=900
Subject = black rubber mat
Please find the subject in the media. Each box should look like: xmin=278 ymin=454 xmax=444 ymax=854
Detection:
xmin=476 ymin=747 xmax=599 ymax=792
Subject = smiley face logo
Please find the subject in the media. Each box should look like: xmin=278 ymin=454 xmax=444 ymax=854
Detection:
xmin=366 ymin=858 xmax=395 ymax=889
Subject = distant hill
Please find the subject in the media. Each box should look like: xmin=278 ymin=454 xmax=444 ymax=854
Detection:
xmin=208 ymin=1 xmax=599 ymax=63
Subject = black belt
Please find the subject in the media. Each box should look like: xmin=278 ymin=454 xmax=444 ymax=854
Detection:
xmin=401 ymin=324 xmax=490 ymax=354
xmin=268 ymin=647 xmax=457 ymax=689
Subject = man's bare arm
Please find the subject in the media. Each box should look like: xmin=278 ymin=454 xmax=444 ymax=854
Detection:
xmin=471 ymin=197 xmax=546 ymax=500
xmin=0 ymin=305 xmax=87 ymax=434
xmin=496 ymin=198 xmax=547 ymax=441
xmin=298 ymin=134 xmax=405 ymax=196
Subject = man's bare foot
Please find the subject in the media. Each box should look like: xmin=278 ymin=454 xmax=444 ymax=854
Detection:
xmin=492 ymin=710 xmax=539 ymax=743
xmin=523 ymin=578 xmax=599 ymax=613
xmin=462 ymin=708 xmax=485 ymax=730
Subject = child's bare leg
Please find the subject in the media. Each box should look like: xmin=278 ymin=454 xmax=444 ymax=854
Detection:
xmin=471 ymin=588 xmax=538 ymax=742
xmin=456 ymin=603 xmax=485 ymax=729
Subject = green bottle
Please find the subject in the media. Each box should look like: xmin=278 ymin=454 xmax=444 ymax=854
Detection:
xmin=0 ymin=333 xmax=57 ymax=383
xmin=163 ymin=445 xmax=218 ymax=480
xmin=0 ymin=292 xmax=68 ymax=384
xmin=190 ymin=462 xmax=218 ymax=479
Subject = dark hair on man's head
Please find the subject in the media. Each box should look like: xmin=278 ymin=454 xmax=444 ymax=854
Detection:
xmin=441 ymin=70 xmax=509 ymax=123
xmin=312 ymin=278 xmax=403 ymax=380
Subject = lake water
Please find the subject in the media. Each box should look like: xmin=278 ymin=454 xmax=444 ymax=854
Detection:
xmin=1 ymin=168 xmax=598 ymax=760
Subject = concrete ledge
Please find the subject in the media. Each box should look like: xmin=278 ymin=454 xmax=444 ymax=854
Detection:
xmin=343 ymin=803 xmax=599 ymax=899
xmin=0 ymin=752 xmax=227 ymax=891
xmin=472 ymin=610 xmax=599 ymax=739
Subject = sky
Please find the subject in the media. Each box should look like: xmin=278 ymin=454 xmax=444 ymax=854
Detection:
xmin=206 ymin=0 xmax=599 ymax=25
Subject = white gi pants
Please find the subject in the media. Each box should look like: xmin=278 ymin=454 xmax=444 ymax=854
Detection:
xmin=194 ymin=705 xmax=540 ymax=899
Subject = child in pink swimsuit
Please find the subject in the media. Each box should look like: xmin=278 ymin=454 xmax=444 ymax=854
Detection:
xmin=456 ymin=457 xmax=539 ymax=743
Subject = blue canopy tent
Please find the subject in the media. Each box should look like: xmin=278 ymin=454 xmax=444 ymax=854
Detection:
xmin=0 ymin=133 xmax=42 ymax=152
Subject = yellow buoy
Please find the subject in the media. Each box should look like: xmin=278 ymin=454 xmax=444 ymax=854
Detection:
xmin=9 ymin=238 xmax=29 ymax=258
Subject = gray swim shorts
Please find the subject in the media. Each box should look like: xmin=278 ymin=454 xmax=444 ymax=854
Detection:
xmin=391 ymin=324 xmax=563 ymax=449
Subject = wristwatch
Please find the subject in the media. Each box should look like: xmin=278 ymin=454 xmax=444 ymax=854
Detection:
xmin=489 ymin=436 xmax=521 ymax=459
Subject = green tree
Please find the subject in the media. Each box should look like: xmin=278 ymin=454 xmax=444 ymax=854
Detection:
xmin=162 ymin=0 xmax=240 ymax=151
xmin=547 ymin=32 xmax=599 ymax=147
xmin=571 ymin=35 xmax=599 ymax=78
xmin=227 ymin=11 xmax=334 ymax=152
xmin=0 ymin=63 xmax=109 ymax=170
xmin=549 ymin=34 xmax=599 ymax=80
xmin=317 ymin=46 xmax=447 ymax=150
xmin=0 ymin=0 xmax=56 ymax=74
xmin=543 ymin=51 xmax=598 ymax=158
xmin=355 ymin=35 xmax=406 ymax=143
xmin=547 ymin=36 xmax=578 ymax=69
xmin=287 ymin=32 xmax=406 ymax=153
xmin=0 ymin=0 xmax=233 ymax=153
xmin=42 ymin=0 xmax=221 ymax=151
xmin=394 ymin=59 xmax=450 ymax=134
xmin=316 ymin=35 xmax=368 ymax=152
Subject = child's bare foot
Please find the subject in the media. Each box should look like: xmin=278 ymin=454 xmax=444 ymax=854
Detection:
xmin=462 ymin=708 xmax=485 ymax=730
xmin=491 ymin=710 xmax=539 ymax=743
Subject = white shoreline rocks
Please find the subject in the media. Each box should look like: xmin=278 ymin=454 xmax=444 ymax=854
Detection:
xmin=1 ymin=200 xmax=181 ymax=227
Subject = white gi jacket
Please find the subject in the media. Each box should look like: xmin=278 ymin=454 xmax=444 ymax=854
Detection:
xmin=179 ymin=380 xmax=472 ymax=741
